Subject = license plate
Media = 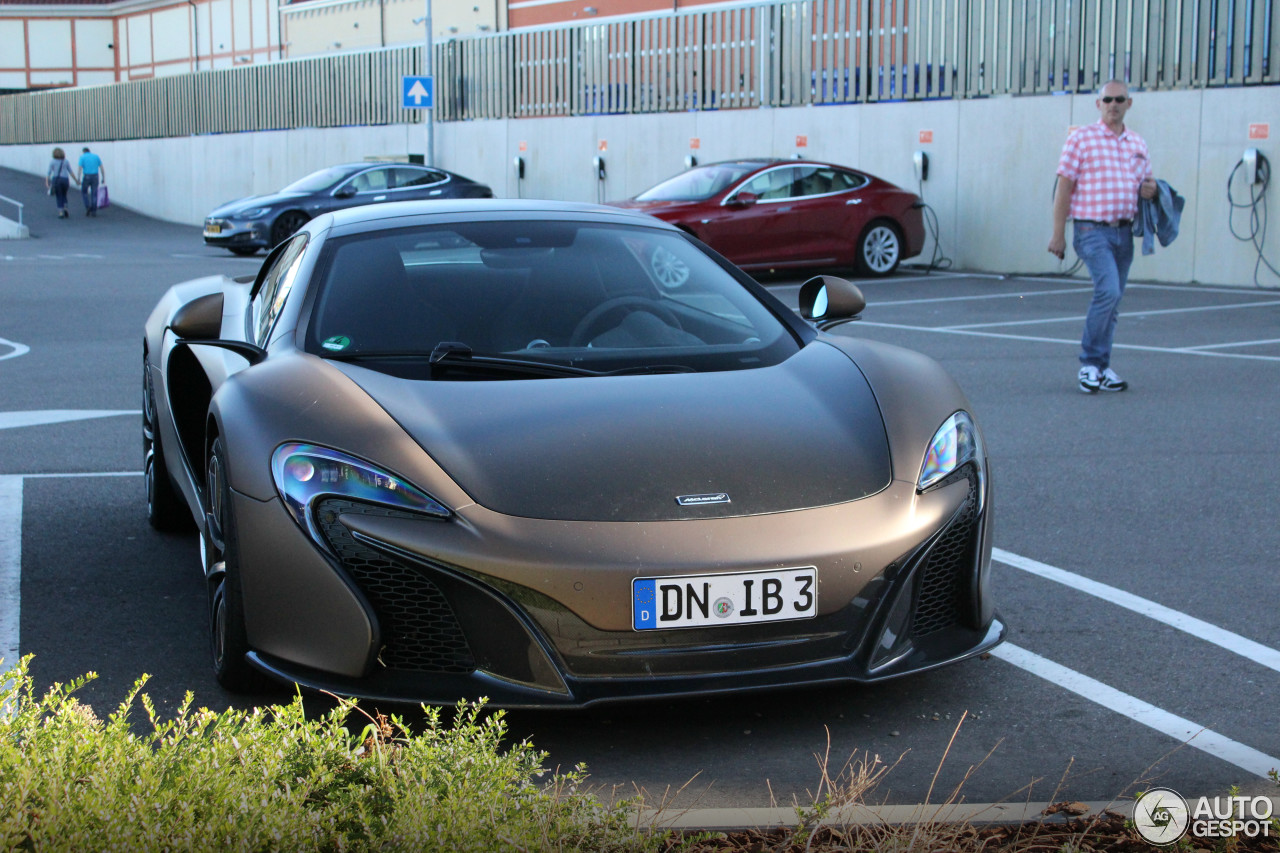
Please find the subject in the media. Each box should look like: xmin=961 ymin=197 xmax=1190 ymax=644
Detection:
xmin=204 ymin=224 xmax=222 ymax=235
xmin=632 ymin=567 xmax=816 ymax=630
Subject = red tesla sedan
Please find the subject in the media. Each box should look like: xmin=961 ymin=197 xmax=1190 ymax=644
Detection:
xmin=609 ymin=159 xmax=926 ymax=276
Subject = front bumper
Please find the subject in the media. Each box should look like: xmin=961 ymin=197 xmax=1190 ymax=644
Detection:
xmin=203 ymin=218 xmax=269 ymax=250
xmin=233 ymin=467 xmax=1002 ymax=708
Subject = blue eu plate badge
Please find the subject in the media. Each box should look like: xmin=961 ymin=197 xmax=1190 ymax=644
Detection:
xmin=633 ymin=578 xmax=657 ymax=630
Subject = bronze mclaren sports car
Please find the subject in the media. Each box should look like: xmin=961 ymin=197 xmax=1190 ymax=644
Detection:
xmin=143 ymin=199 xmax=1004 ymax=707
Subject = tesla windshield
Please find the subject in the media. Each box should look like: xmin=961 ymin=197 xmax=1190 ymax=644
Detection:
xmin=306 ymin=220 xmax=801 ymax=377
xmin=634 ymin=163 xmax=763 ymax=202
xmin=280 ymin=166 xmax=361 ymax=194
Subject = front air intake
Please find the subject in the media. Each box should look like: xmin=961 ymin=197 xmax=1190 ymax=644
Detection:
xmin=912 ymin=472 xmax=979 ymax=637
xmin=315 ymin=499 xmax=475 ymax=673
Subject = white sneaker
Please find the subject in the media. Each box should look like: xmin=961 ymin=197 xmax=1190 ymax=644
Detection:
xmin=1078 ymin=365 xmax=1101 ymax=393
xmin=1099 ymin=367 xmax=1128 ymax=392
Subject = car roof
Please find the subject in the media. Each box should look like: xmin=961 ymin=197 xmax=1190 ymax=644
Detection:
xmin=322 ymin=198 xmax=681 ymax=229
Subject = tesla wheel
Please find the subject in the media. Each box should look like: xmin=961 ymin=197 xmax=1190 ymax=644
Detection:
xmin=205 ymin=438 xmax=265 ymax=693
xmin=143 ymin=352 xmax=191 ymax=532
xmin=228 ymin=247 xmax=259 ymax=257
xmin=856 ymin=221 xmax=902 ymax=277
xmin=269 ymin=211 xmax=309 ymax=247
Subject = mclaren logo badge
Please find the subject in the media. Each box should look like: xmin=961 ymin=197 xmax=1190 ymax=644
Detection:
xmin=676 ymin=493 xmax=731 ymax=506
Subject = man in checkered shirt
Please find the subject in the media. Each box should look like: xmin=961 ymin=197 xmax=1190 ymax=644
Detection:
xmin=1048 ymin=79 xmax=1158 ymax=393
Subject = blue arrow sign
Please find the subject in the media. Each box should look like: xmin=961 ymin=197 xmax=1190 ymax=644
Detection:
xmin=402 ymin=76 xmax=434 ymax=109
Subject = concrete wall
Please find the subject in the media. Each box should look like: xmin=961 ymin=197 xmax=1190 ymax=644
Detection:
xmin=1 ymin=87 xmax=1275 ymax=285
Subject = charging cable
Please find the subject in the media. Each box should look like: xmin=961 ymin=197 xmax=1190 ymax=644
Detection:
xmin=1227 ymin=152 xmax=1278 ymax=289
xmin=902 ymin=178 xmax=953 ymax=273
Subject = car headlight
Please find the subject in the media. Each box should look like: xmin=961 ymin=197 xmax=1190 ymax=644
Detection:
xmin=271 ymin=443 xmax=450 ymax=544
xmin=235 ymin=207 xmax=272 ymax=220
xmin=917 ymin=411 xmax=982 ymax=492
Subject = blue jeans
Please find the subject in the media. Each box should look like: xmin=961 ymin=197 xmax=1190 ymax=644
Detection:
xmin=1074 ymin=221 xmax=1134 ymax=370
xmin=81 ymin=173 xmax=99 ymax=212
xmin=50 ymin=177 xmax=69 ymax=210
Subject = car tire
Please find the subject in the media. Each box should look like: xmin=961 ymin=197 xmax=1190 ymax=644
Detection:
xmin=269 ymin=211 xmax=309 ymax=247
xmin=143 ymin=353 xmax=192 ymax=532
xmin=205 ymin=437 xmax=266 ymax=693
xmin=856 ymin=221 xmax=903 ymax=277
xmin=228 ymin=247 xmax=259 ymax=257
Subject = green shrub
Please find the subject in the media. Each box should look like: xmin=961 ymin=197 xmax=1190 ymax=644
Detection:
xmin=0 ymin=657 xmax=646 ymax=852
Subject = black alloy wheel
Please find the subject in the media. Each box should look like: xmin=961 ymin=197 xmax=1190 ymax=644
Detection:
xmin=143 ymin=350 xmax=191 ymax=531
xmin=205 ymin=437 xmax=265 ymax=693
xmin=269 ymin=211 xmax=309 ymax=247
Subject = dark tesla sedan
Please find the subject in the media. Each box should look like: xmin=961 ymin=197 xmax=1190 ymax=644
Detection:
xmin=202 ymin=162 xmax=493 ymax=255
xmin=609 ymin=159 xmax=925 ymax=276
xmin=146 ymin=199 xmax=1001 ymax=708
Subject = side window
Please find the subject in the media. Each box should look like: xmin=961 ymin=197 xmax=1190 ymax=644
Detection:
xmin=740 ymin=167 xmax=798 ymax=200
xmin=793 ymin=166 xmax=835 ymax=197
xmin=831 ymin=169 xmax=869 ymax=191
xmin=393 ymin=167 xmax=446 ymax=188
xmin=252 ymin=235 xmax=308 ymax=345
xmin=351 ymin=168 xmax=391 ymax=193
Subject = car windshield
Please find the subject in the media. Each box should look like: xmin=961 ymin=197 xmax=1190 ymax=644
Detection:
xmin=305 ymin=220 xmax=800 ymax=378
xmin=634 ymin=163 xmax=765 ymax=202
xmin=281 ymin=166 xmax=362 ymax=194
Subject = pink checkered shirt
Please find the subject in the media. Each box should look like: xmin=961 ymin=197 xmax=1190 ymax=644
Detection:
xmin=1057 ymin=119 xmax=1152 ymax=223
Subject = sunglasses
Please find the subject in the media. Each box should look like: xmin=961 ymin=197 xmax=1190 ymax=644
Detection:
xmin=1100 ymin=95 xmax=1129 ymax=103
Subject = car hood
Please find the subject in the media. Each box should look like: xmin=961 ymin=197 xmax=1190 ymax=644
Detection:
xmin=208 ymin=192 xmax=307 ymax=217
xmin=331 ymin=342 xmax=891 ymax=522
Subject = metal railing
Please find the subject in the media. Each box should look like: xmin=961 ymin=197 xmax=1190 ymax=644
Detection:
xmin=0 ymin=194 xmax=23 ymax=226
xmin=1 ymin=0 xmax=1275 ymax=145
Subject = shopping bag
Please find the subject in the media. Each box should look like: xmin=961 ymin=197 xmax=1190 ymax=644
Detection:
xmin=97 ymin=184 xmax=110 ymax=209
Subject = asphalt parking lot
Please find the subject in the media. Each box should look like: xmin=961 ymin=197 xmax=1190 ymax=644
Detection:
xmin=1 ymin=165 xmax=1277 ymax=811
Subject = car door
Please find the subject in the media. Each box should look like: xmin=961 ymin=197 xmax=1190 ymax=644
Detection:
xmin=823 ymin=168 xmax=875 ymax=264
xmin=697 ymin=166 xmax=801 ymax=267
xmin=335 ymin=167 xmax=396 ymax=209
xmin=776 ymin=165 xmax=871 ymax=264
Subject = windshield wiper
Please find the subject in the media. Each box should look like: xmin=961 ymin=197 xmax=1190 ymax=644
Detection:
xmin=325 ymin=342 xmax=601 ymax=378
xmin=605 ymin=364 xmax=697 ymax=375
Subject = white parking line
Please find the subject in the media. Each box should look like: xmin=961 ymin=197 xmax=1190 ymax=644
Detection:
xmin=0 ymin=476 xmax=21 ymax=670
xmin=0 ymin=410 xmax=137 ymax=430
xmin=0 ymin=471 xmax=141 ymax=671
xmin=994 ymin=548 xmax=1280 ymax=675
xmin=0 ymin=338 xmax=30 ymax=362
xmin=992 ymin=643 xmax=1280 ymax=779
xmin=944 ymin=299 xmax=1280 ymax=331
xmin=1184 ymin=337 xmax=1280 ymax=351
xmin=855 ymin=320 xmax=1280 ymax=362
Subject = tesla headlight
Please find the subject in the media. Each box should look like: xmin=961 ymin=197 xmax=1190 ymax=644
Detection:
xmin=272 ymin=443 xmax=450 ymax=542
xmin=236 ymin=207 xmax=272 ymax=220
xmin=917 ymin=411 xmax=982 ymax=492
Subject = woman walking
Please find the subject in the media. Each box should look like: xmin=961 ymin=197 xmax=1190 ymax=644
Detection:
xmin=45 ymin=147 xmax=76 ymax=219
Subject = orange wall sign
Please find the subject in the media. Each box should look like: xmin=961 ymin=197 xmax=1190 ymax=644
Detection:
xmin=690 ymin=137 xmax=701 ymax=149
xmin=1249 ymin=123 xmax=1269 ymax=140
xmin=598 ymin=139 xmax=608 ymax=151
xmin=918 ymin=130 xmax=934 ymax=144
xmin=518 ymin=140 xmax=527 ymax=152
xmin=795 ymin=134 xmax=808 ymax=147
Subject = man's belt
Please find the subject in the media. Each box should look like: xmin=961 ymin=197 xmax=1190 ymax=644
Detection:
xmin=1076 ymin=218 xmax=1133 ymax=228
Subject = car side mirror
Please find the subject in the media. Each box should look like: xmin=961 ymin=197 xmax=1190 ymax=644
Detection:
xmin=170 ymin=293 xmax=224 ymax=340
xmin=727 ymin=191 xmax=758 ymax=207
xmin=798 ymin=275 xmax=865 ymax=329
xmin=170 ymin=292 xmax=267 ymax=364
xmin=334 ymin=186 xmax=357 ymax=199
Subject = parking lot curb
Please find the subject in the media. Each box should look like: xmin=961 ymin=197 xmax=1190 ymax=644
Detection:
xmin=638 ymin=801 xmax=1129 ymax=831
